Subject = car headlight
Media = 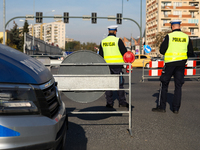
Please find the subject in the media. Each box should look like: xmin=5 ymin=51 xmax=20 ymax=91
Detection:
xmin=55 ymin=86 xmax=62 ymax=105
xmin=0 ymin=84 xmax=38 ymax=114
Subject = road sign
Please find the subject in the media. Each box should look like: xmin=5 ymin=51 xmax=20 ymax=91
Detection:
xmin=25 ymin=15 xmax=34 ymax=20
xmin=107 ymin=16 xmax=115 ymax=21
xmin=83 ymin=15 xmax=90 ymax=21
xmin=58 ymin=50 xmax=110 ymax=103
xmin=135 ymin=49 xmax=139 ymax=54
xmin=54 ymin=15 xmax=62 ymax=21
xmin=144 ymin=45 xmax=151 ymax=54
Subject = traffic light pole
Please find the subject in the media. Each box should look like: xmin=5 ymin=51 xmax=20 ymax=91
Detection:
xmin=5 ymin=15 xmax=142 ymax=53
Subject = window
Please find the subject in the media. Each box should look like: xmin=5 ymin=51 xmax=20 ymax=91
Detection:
xmin=141 ymin=56 xmax=147 ymax=59
xmin=173 ymin=10 xmax=182 ymax=16
xmin=191 ymin=11 xmax=195 ymax=18
xmin=174 ymin=2 xmax=182 ymax=6
xmin=163 ymin=20 xmax=168 ymax=25
xmin=188 ymin=19 xmax=199 ymax=23
xmin=190 ymin=29 xmax=194 ymax=35
xmin=163 ymin=11 xmax=168 ymax=16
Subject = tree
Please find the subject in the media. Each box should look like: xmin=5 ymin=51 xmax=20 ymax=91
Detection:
xmin=65 ymin=41 xmax=99 ymax=52
xmin=9 ymin=21 xmax=21 ymax=50
xmin=153 ymin=29 xmax=171 ymax=49
xmin=23 ymin=20 xmax=29 ymax=33
xmin=65 ymin=41 xmax=81 ymax=51
xmin=19 ymin=20 xmax=29 ymax=52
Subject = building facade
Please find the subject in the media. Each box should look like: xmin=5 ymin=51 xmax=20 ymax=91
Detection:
xmin=28 ymin=21 xmax=66 ymax=49
xmin=145 ymin=0 xmax=200 ymax=56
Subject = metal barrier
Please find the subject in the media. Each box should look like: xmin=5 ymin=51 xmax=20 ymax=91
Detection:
xmin=46 ymin=62 xmax=133 ymax=136
xmin=24 ymin=33 xmax=62 ymax=55
xmin=141 ymin=58 xmax=200 ymax=82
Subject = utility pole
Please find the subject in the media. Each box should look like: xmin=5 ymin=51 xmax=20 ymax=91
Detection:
xmin=140 ymin=0 xmax=142 ymax=55
xmin=33 ymin=0 xmax=35 ymax=51
xmin=3 ymin=0 xmax=5 ymax=44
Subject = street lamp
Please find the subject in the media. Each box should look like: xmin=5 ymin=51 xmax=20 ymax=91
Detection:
xmin=122 ymin=0 xmax=142 ymax=54
xmin=122 ymin=0 xmax=129 ymax=17
xmin=140 ymin=0 xmax=142 ymax=55
xmin=33 ymin=0 xmax=35 ymax=51
xmin=45 ymin=10 xmax=55 ymax=15
xmin=3 ymin=0 xmax=5 ymax=44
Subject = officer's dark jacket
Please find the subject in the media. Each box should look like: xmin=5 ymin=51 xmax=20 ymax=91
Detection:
xmin=160 ymin=29 xmax=195 ymax=66
xmin=99 ymin=33 xmax=127 ymax=68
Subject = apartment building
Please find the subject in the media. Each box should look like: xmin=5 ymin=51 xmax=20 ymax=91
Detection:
xmin=145 ymin=0 xmax=200 ymax=56
xmin=28 ymin=21 xmax=66 ymax=49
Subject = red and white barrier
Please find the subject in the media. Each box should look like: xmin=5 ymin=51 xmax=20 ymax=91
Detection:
xmin=149 ymin=69 xmax=162 ymax=76
xmin=148 ymin=60 xmax=197 ymax=77
xmin=186 ymin=60 xmax=196 ymax=67
xmin=149 ymin=61 xmax=164 ymax=68
xmin=184 ymin=69 xmax=196 ymax=75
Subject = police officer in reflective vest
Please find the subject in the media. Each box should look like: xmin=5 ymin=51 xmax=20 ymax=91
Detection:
xmin=99 ymin=25 xmax=128 ymax=108
xmin=152 ymin=20 xmax=194 ymax=114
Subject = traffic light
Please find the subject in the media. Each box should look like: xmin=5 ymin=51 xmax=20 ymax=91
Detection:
xmin=91 ymin=12 xmax=97 ymax=24
xmin=64 ymin=12 xmax=69 ymax=23
xmin=36 ymin=12 xmax=43 ymax=23
xmin=116 ymin=13 xmax=122 ymax=24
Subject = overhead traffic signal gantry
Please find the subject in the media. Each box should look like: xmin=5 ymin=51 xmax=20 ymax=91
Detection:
xmin=36 ymin=12 xmax=43 ymax=23
xmin=91 ymin=12 xmax=97 ymax=24
xmin=116 ymin=13 xmax=122 ymax=24
xmin=64 ymin=12 xmax=69 ymax=23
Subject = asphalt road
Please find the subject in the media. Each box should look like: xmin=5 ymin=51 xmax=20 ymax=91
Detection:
xmin=54 ymin=67 xmax=200 ymax=150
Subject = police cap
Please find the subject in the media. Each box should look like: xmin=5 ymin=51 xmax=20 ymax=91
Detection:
xmin=107 ymin=25 xmax=118 ymax=31
xmin=170 ymin=20 xmax=182 ymax=25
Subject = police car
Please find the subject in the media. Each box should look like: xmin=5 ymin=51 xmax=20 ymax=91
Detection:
xmin=0 ymin=44 xmax=67 ymax=150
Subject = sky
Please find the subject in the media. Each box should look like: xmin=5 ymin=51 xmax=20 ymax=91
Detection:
xmin=0 ymin=0 xmax=146 ymax=44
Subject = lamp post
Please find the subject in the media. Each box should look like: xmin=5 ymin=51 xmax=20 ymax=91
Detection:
xmin=45 ymin=10 xmax=55 ymax=15
xmin=122 ymin=0 xmax=142 ymax=54
xmin=122 ymin=0 xmax=129 ymax=17
xmin=3 ymin=0 xmax=5 ymax=44
xmin=33 ymin=0 xmax=35 ymax=52
xmin=140 ymin=0 xmax=142 ymax=55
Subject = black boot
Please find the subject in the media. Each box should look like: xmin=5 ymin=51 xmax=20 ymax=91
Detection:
xmin=152 ymin=107 xmax=166 ymax=113
xmin=106 ymin=103 xmax=113 ymax=108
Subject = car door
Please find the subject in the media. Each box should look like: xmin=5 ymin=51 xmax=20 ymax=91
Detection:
xmin=132 ymin=55 xmax=140 ymax=67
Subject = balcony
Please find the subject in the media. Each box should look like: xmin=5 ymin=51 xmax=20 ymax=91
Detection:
xmin=184 ymin=32 xmax=198 ymax=36
xmin=161 ymin=5 xmax=199 ymax=10
xmin=147 ymin=16 xmax=156 ymax=23
xmin=163 ymin=23 xmax=198 ymax=27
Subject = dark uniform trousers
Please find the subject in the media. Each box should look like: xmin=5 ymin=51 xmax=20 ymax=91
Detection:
xmin=106 ymin=68 xmax=126 ymax=105
xmin=159 ymin=65 xmax=185 ymax=111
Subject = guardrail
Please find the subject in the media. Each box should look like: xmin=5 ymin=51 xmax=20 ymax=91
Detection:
xmin=141 ymin=58 xmax=200 ymax=82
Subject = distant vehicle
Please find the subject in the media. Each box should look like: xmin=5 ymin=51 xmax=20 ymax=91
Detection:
xmin=151 ymin=57 xmax=164 ymax=62
xmin=0 ymin=44 xmax=67 ymax=150
xmin=132 ymin=54 xmax=151 ymax=68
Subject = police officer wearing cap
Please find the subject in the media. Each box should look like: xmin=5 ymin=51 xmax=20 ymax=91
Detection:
xmin=99 ymin=25 xmax=128 ymax=108
xmin=152 ymin=20 xmax=194 ymax=114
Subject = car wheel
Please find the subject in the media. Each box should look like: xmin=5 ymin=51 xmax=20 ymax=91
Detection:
xmin=145 ymin=63 xmax=149 ymax=68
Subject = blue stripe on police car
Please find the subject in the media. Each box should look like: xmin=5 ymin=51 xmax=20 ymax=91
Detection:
xmin=0 ymin=125 xmax=20 ymax=137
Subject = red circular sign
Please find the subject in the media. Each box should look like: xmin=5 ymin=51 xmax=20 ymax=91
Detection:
xmin=123 ymin=51 xmax=135 ymax=63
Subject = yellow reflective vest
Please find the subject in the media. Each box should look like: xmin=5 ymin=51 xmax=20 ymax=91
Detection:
xmin=101 ymin=36 xmax=124 ymax=63
xmin=164 ymin=31 xmax=188 ymax=63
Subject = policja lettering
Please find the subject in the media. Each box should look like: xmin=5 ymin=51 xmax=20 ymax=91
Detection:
xmin=103 ymin=42 xmax=116 ymax=47
xmin=172 ymin=37 xmax=186 ymax=43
